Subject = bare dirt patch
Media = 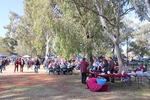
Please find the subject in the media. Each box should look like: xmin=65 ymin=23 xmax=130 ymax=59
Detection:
xmin=0 ymin=65 xmax=150 ymax=100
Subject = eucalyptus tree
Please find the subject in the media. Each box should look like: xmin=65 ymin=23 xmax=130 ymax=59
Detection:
xmin=4 ymin=11 xmax=38 ymax=56
xmin=128 ymin=23 xmax=150 ymax=57
xmin=130 ymin=0 xmax=150 ymax=59
xmin=128 ymin=41 xmax=149 ymax=57
xmin=0 ymin=37 xmax=17 ymax=55
xmin=54 ymin=0 xmax=113 ymax=63
xmin=24 ymin=0 xmax=56 ymax=58
xmin=53 ymin=20 xmax=83 ymax=59
xmin=23 ymin=0 xmax=81 ymax=59
xmin=14 ymin=15 xmax=38 ymax=56
xmin=3 ymin=11 xmax=20 ymax=55
xmin=132 ymin=0 xmax=150 ymax=21
xmin=55 ymin=0 xmax=95 ymax=61
xmin=60 ymin=0 xmax=134 ymax=72
xmin=120 ymin=21 xmax=135 ymax=61
xmin=93 ymin=0 xmax=135 ymax=73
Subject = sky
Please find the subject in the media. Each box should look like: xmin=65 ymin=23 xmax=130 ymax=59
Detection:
xmin=0 ymin=0 xmax=24 ymax=37
xmin=0 ymin=0 xmax=148 ymax=55
xmin=0 ymin=1 xmax=148 ymax=38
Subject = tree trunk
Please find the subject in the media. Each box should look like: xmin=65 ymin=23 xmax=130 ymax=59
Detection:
xmin=114 ymin=43 xmax=125 ymax=73
xmin=45 ymin=34 xmax=51 ymax=60
xmin=146 ymin=0 xmax=150 ymax=12
xmin=132 ymin=0 xmax=150 ymax=22
xmin=94 ymin=0 xmax=125 ymax=73
xmin=87 ymin=51 xmax=93 ymax=67
xmin=86 ymin=33 xmax=93 ymax=67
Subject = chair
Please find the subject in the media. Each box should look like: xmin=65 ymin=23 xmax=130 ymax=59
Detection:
xmin=48 ymin=68 xmax=54 ymax=75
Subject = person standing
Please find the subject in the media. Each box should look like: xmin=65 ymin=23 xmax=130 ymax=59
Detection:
xmin=80 ymin=58 xmax=89 ymax=84
xmin=108 ymin=57 xmax=115 ymax=83
xmin=92 ymin=58 xmax=99 ymax=71
xmin=102 ymin=59 xmax=110 ymax=82
xmin=14 ymin=58 xmax=19 ymax=73
xmin=0 ymin=57 xmax=2 ymax=73
xmin=34 ymin=58 xmax=40 ymax=73
xmin=20 ymin=58 xmax=25 ymax=72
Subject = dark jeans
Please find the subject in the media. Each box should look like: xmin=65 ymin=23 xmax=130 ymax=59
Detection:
xmin=55 ymin=69 xmax=60 ymax=75
xmin=34 ymin=65 xmax=38 ymax=73
xmin=104 ymin=70 xmax=114 ymax=83
xmin=0 ymin=65 xmax=2 ymax=73
xmin=62 ymin=68 xmax=67 ymax=75
xmin=110 ymin=70 xmax=115 ymax=83
xmin=81 ymin=72 xmax=87 ymax=84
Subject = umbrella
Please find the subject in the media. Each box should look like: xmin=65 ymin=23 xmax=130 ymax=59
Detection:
xmin=10 ymin=55 xmax=17 ymax=58
xmin=50 ymin=54 xmax=55 ymax=57
xmin=0 ymin=54 xmax=6 ymax=58
xmin=23 ymin=55 xmax=30 ymax=58
xmin=76 ymin=55 xmax=83 ymax=59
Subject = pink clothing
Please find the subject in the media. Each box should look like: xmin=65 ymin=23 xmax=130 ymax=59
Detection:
xmin=80 ymin=60 xmax=89 ymax=73
xmin=140 ymin=65 xmax=146 ymax=72
xmin=48 ymin=63 xmax=54 ymax=68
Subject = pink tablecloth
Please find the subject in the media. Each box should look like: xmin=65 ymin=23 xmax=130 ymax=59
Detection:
xmin=86 ymin=81 xmax=110 ymax=92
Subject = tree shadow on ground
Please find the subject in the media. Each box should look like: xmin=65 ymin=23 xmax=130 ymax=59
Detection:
xmin=0 ymin=73 xmax=150 ymax=100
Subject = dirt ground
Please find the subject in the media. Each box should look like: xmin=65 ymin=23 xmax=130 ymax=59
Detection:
xmin=0 ymin=65 xmax=150 ymax=100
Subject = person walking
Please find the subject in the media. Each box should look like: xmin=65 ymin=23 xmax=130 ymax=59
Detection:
xmin=80 ymin=58 xmax=89 ymax=84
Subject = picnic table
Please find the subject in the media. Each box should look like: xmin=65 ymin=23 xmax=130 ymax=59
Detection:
xmin=87 ymin=71 xmax=130 ymax=78
xmin=87 ymin=71 xmax=132 ymax=86
xmin=132 ymin=75 xmax=150 ymax=89
xmin=87 ymin=71 xmax=150 ymax=89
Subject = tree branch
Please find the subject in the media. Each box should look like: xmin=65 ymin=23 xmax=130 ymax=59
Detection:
xmin=94 ymin=0 xmax=115 ymax=42
xmin=72 ymin=0 xmax=116 ymax=27
xmin=132 ymin=0 xmax=150 ymax=22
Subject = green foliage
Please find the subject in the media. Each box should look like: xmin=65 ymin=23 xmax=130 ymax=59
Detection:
xmin=53 ymin=0 xmax=114 ymax=59
xmin=0 ymin=37 xmax=18 ymax=55
xmin=128 ymin=41 xmax=149 ymax=57
xmin=128 ymin=23 xmax=150 ymax=57
xmin=2 ymin=0 xmax=149 ymax=60
xmin=132 ymin=0 xmax=149 ymax=21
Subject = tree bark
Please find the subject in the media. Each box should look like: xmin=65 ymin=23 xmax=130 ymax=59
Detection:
xmin=86 ymin=35 xmax=93 ymax=66
xmin=146 ymin=0 xmax=150 ymax=12
xmin=45 ymin=34 xmax=51 ymax=60
xmin=132 ymin=0 xmax=150 ymax=22
xmin=94 ymin=0 xmax=125 ymax=73
xmin=114 ymin=43 xmax=124 ymax=73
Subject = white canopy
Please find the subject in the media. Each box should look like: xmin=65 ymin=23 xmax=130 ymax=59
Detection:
xmin=23 ymin=55 xmax=30 ymax=58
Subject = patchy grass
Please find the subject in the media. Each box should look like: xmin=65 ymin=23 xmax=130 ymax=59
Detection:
xmin=0 ymin=65 xmax=150 ymax=100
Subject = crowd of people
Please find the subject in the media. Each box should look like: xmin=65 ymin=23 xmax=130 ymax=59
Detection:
xmin=1 ymin=55 xmax=149 ymax=86
xmin=0 ymin=56 xmax=81 ymax=74
xmin=0 ymin=56 xmax=120 ymax=80
xmin=80 ymin=57 xmax=119 ymax=84
xmin=13 ymin=57 xmax=42 ymax=73
xmin=43 ymin=57 xmax=79 ymax=75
